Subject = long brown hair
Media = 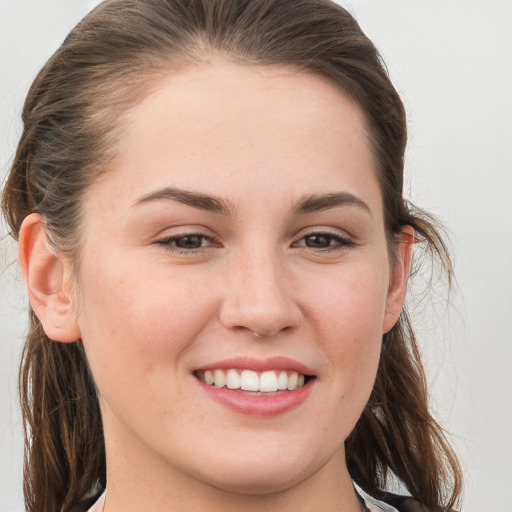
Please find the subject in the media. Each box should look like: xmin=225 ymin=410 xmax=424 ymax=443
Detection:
xmin=2 ymin=1 xmax=462 ymax=511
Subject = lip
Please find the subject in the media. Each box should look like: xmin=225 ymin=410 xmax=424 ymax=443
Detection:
xmin=196 ymin=356 xmax=315 ymax=375
xmin=194 ymin=356 xmax=316 ymax=417
xmin=196 ymin=378 xmax=315 ymax=417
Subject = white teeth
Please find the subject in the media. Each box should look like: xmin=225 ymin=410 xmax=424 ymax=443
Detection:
xmin=226 ymin=369 xmax=241 ymax=390
xmin=240 ymin=370 xmax=259 ymax=391
xmin=287 ymin=372 xmax=298 ymax=391
xmin=214 ymin=369 xmax=226 ymax=388
xmin=277 ymin=371 xmax=288 ymax=390
xmin=204 ymin=370 xmax=214 ymax=385
xmin=199 ymin=369 xmax=308 ymax=392
xmin=259 ymin=371 xmax=278 ymax=392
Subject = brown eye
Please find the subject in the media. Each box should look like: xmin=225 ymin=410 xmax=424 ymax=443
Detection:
xmin=174 ymin=235 xmax=206 ymax=249
xmin=304 ymin=234 xmax=335 ymax=248
xmin=157 ymin=233 xmax=214 ymax=253
xmin=294 ymin=231 xmax=354 ymax=252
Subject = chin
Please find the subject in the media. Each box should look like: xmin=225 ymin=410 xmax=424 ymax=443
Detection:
xmin=203 ymin=466 xmax=308 ymax=496
xmin=188 ymin=438 xmax=329 ymax=496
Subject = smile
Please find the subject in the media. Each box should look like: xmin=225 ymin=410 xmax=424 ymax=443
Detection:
xmin=195 ymin=369 xmax=307 ymax=394
xmin=194 ymin=359 xmax=316 ymax=417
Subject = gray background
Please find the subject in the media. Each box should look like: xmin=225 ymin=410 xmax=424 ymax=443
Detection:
xmin=1 ymin=1 xmax=511 ymax=511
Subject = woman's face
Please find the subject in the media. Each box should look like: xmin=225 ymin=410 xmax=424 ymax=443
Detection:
xmin=73 ymin=62 xmax=407 ymax=494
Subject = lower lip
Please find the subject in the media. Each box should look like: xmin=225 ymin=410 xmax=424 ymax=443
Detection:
xmin=196 ymin=378 xmax=315 ymax=417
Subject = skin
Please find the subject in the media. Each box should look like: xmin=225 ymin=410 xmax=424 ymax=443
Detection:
xmin=20 ymin=61 xmax=413 ymax=512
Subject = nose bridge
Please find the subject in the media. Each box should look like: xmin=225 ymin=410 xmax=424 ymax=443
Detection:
xmin=220 ymin=240 xmax=302 ymax=336
xmin=240 ymin=244 xmax=284 ymax=301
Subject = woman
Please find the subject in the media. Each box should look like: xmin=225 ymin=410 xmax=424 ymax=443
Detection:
xmin=1 ymin=0 xmax=462 ymax=511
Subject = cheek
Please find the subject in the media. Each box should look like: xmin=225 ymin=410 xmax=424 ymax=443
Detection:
xmin=309 ymin=260 xmax=388 ymax=410
xmin=75 ymin=257 xmax=216 ymax=396
xmin=313 ymin=259 xmax=389 ymax=344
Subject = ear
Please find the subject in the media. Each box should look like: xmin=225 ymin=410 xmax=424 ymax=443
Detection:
xmin=382 ymin=225 xmax=415 ymax=334
xmin=19 ymin=213 xmax=81 ymax=342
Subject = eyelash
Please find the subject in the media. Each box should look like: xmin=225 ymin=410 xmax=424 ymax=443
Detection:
xmin=155 ymin=230 xmax=355 ymax=255
xmin=156 ymin=232 xmax=216 ymax=255
xmin=293 ymin=231 xmax=355 ymax=251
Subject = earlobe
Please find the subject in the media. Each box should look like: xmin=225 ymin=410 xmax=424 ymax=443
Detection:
xmin=19 ymin=213 xmax=81 ymax=342
xmin=382 ymin=225 xmax=415 ymax=334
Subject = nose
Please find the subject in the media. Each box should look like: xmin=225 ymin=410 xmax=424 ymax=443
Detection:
xmin=219 ymin=247 xmax=303 ymax=338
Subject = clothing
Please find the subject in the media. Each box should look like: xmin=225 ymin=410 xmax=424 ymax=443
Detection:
xmin=85 ymin=491 xmax=105 ymax=512
xmin=356 ymin=484 xmax=445 ymax=512
xmin=355 ymin=484 xmax=399 ymax=511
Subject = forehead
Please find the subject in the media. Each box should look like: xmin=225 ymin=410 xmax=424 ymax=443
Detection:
xmin=86 ymin=61 xmax=381 ymax=218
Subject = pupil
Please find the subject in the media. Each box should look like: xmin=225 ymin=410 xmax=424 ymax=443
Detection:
xmin=177 ymin=235 xmax=202 ymax=249
xmin=305 ymin=235 xmax=331 ymax=248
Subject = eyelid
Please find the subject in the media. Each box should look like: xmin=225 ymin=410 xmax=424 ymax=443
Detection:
xmin=295 ymin=226 xmax=354 ymax=241
xmin=151 ymin=223 xmax=215 ymax=238
xmin=153 ymin=226 xmax=355 ymax=254
xmin=154 ymin=227 xmax=222 ymax=254
xmin=292 ymin=227 xmax=356 ymax=250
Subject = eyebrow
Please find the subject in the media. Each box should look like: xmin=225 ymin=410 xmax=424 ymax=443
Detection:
xmin=293 ymin=192 xmax=371 ymax=216
xmin=133 ymin=187 xmax=235 ymax=215
xmin=133 ymin=187 xmax=370 ymax=217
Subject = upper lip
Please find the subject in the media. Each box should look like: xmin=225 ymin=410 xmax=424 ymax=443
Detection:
xmin=195 ymin=356 xmax=315 ymax=376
